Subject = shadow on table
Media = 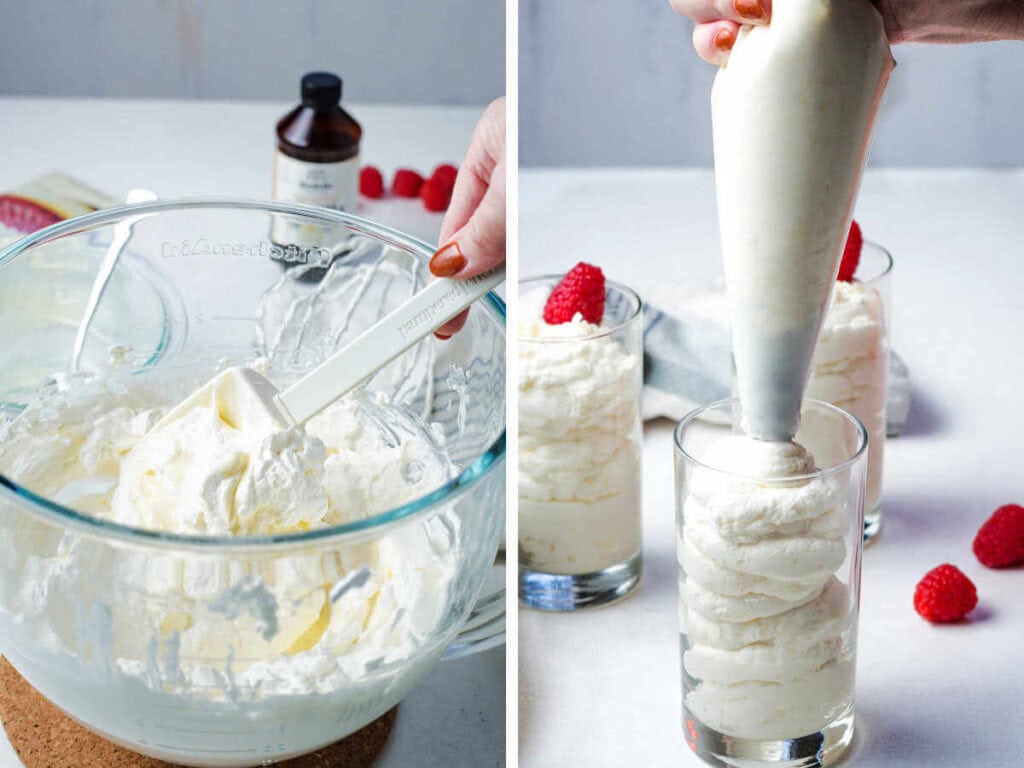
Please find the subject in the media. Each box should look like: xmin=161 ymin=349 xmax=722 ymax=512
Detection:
xmin=896 ymin=384 xmax=945 ymax=438
xmin=852 ymin=699 xmax=999 ymax=766
xmin=871 ymin=491 xmax=978 ymax=549
xmin=517 ymin=544 xmax=681 ymax=760
xmin=377 ymin=645 xmax=506 ymax=767
xmin=636 ymin=544 xmax=679 ymax=605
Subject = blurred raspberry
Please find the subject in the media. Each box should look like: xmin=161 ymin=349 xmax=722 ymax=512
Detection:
xmin=430 ymin=163 xmax=459 ymax=189
xmin=421 ymin=177 xmax=453 ymax=212
xmin=358 ymin=166 xmax=384 ymax=199
xmin=392 ymin=168 xmax=425 ymax=198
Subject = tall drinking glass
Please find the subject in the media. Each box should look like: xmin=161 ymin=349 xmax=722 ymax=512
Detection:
xmin=518 ymin=276 xmax=643 ymax=610
xmin=806 ymin=241 xmax=892 ymax=541
xmin=675 ymin=398 xmax=867 ymax=767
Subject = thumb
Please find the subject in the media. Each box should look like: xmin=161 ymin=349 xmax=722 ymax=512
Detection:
xmin=429 ymin=157 xmax=506 ymax=280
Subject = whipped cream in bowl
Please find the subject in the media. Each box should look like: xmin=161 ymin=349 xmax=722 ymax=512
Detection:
xmin=674 ymin=398 xmax=867 ymax=766
xmin=0 ymin=200 xmax=506 ymax=766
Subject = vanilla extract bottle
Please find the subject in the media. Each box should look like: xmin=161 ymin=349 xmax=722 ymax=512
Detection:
xmin=271 ymin=72 xmax=362 ymax=279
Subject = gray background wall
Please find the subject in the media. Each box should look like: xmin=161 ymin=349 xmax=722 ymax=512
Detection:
xmin=0 ymin=0 xmax=504 ymax=105
xmin=520 ymin=0 xmax=1024 ymax=167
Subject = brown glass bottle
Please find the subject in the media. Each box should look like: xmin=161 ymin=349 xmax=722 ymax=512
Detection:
xmin=271 ymin=72 xmax=362 ymax=264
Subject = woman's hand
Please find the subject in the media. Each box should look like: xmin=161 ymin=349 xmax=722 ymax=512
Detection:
xmin=429 ymin=97 xmax=506 ymax=339
xmin=670 ymin=0 xmax=770 ymax=65
xmin=670 ymin=0 xmax=1024 ymax=64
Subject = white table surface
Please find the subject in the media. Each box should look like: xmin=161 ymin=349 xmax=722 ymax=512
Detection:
xmin=0 ymin=97 xmax=504 ymax=768
xmin=519 ymin=167 xmax=1024 ymax=767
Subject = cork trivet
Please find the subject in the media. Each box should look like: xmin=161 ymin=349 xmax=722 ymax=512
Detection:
xmin=0 ymin=657 xmax=396 ymax=768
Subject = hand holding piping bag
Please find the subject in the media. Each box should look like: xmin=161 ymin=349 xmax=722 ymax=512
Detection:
xmin=670 ymin=0 xmax=1024 ymax=65
xmin=429 ymin=97 xmax=507 ymax=339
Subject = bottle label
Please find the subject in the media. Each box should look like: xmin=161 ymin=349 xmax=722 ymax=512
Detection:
xmin=271 ymin=151 xmax=359 ymax=248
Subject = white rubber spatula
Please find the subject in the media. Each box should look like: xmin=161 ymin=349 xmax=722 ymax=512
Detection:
xmin=150 ymin=263 xmax=506 ymax=434
xmin=275 ymin=263 xmax=505 ymax=425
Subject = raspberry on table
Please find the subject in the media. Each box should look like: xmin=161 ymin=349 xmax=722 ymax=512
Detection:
xmin=420 ymin=177 xmax=453 ymax=212
xmin=837 ymin=219 xmax=862 ymax=282
xmin=392 ymin=168 xmax=424 ymax=198
xmin=358 ymin=166 xmax=385 ymax=199
xmin=430 ymin=164 xmax=459 ymax=189
xmin=913 ymin=564 xmax=978 ymax=623
xmin=542 ymin=262 xmax=606 ymax=325
xmin=973 ymin=504 xmax=1024 ymax=569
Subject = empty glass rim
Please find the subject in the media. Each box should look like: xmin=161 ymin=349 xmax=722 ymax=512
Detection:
xmin=518 ymin=273 xmax=642 ymax=341
xmin=674 ymin=397 xmax=868 ymax=483
xmin=0 ymin=197 xmax=507 ymax=551
xmin=856 ymin=240 xmax=893 ymax=285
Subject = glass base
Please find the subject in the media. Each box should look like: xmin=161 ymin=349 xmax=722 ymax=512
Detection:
xmin=683 ymin=706 xmax=854 ymax=768
xmin=518 ymin=553 xmax=641 ymax=611
xmin=863 ymin=503 xmax=881 ymax=544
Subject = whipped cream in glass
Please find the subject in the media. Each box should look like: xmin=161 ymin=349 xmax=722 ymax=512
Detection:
xmin=806 ymin=243 xmax=892 ymax=538
xmin=675 ymin=399 xmax=867 ymax=765
xmin=518 ymin=316 xmax=641 ymax=574
xmin=698 ymin=0 xmax=887 ymax=756
xmin=517 ymin=277 xmax=643 ymax=610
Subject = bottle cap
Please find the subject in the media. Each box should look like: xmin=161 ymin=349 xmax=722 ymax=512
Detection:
xmin=301 ymin=72 xmax=342 ymax=109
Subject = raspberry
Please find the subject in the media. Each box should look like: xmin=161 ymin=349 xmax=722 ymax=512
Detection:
xmin=543 ymin=262 xmax=606 ymax=325
xmin=420 ymin=177 xmax=453 ymax=212
xmin=358 ymin=166 xmax=385 ymax=199
xmin=973 ymin=504 xmax=1024 ymax=568
xmin=430 ymin=164 xmax=459 ymax=188
xmin=914 ymin=564 xmax=978 ymax=623
xmin=392 ymin=168 xmax=424 ymax=198
xmin=837 ymin=220 xmax=862 ymax=282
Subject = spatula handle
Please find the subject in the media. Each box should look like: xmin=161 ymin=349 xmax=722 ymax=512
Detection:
xmin=276 ymin=263 xmax=506 ymax=425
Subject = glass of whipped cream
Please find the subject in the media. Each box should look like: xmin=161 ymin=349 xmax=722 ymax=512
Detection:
xmin=674 ymin=398 xmax=867 ymax=768
xmin=0 ymin=199 xmax=505 ymax=766
xmin=806 ymin=241 xmax=892 ymax=542
xmin=518 ymin=275 xmax=643 ymax=611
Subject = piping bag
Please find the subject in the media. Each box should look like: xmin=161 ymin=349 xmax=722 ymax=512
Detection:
xmin=712 ymin=0 xmax=893 ymax=441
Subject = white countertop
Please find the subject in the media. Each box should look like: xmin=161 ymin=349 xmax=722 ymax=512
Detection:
xmin=519 ymin=167 xmax=1024 ymax=766
xmin=0 ymin=97 xmax=504 ymax=768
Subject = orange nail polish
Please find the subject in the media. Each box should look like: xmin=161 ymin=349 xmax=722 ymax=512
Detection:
xmin=714 ymin=28 xmax=736 ymax=52
xmin=434 ymin=331 xmax=453 ymax=341
xmin=734 ymin=0 xmax=764 ymax=20
xmin=429 ymin=241 xmax=467 ymax=277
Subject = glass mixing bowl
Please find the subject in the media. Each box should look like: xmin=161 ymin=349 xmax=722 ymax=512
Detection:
xmin=0 ymin=199 xmax=505 ymax=766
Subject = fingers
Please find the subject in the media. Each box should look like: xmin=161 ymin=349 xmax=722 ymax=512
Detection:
xmin=429 ymin=97 xmax=507 ymax=341
xmin=429 ymin=161 xmax=505 ymax=339
xmin=432 ymin=156 xmax=506 ymax=279
xmin=428 ymin=161 xmax=505 ymax=338
xmin=670 ymin=0 xmax=769 ymax=65
xmin=439 ymin=97 xmax=505 ymax=245
xmin=693 ymin=20 xmax=742 ymax=65
xmin=434 ymin=308 xmax=469 ymax=340
xmin=670 ymin=0 xmax=770 ymax=26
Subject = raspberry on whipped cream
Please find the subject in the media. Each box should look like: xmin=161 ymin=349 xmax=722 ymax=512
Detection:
xmin=518 ymin=314 xmax=642 ymax=576
xmin=679 ymin=434 xmax=857 ymax=740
